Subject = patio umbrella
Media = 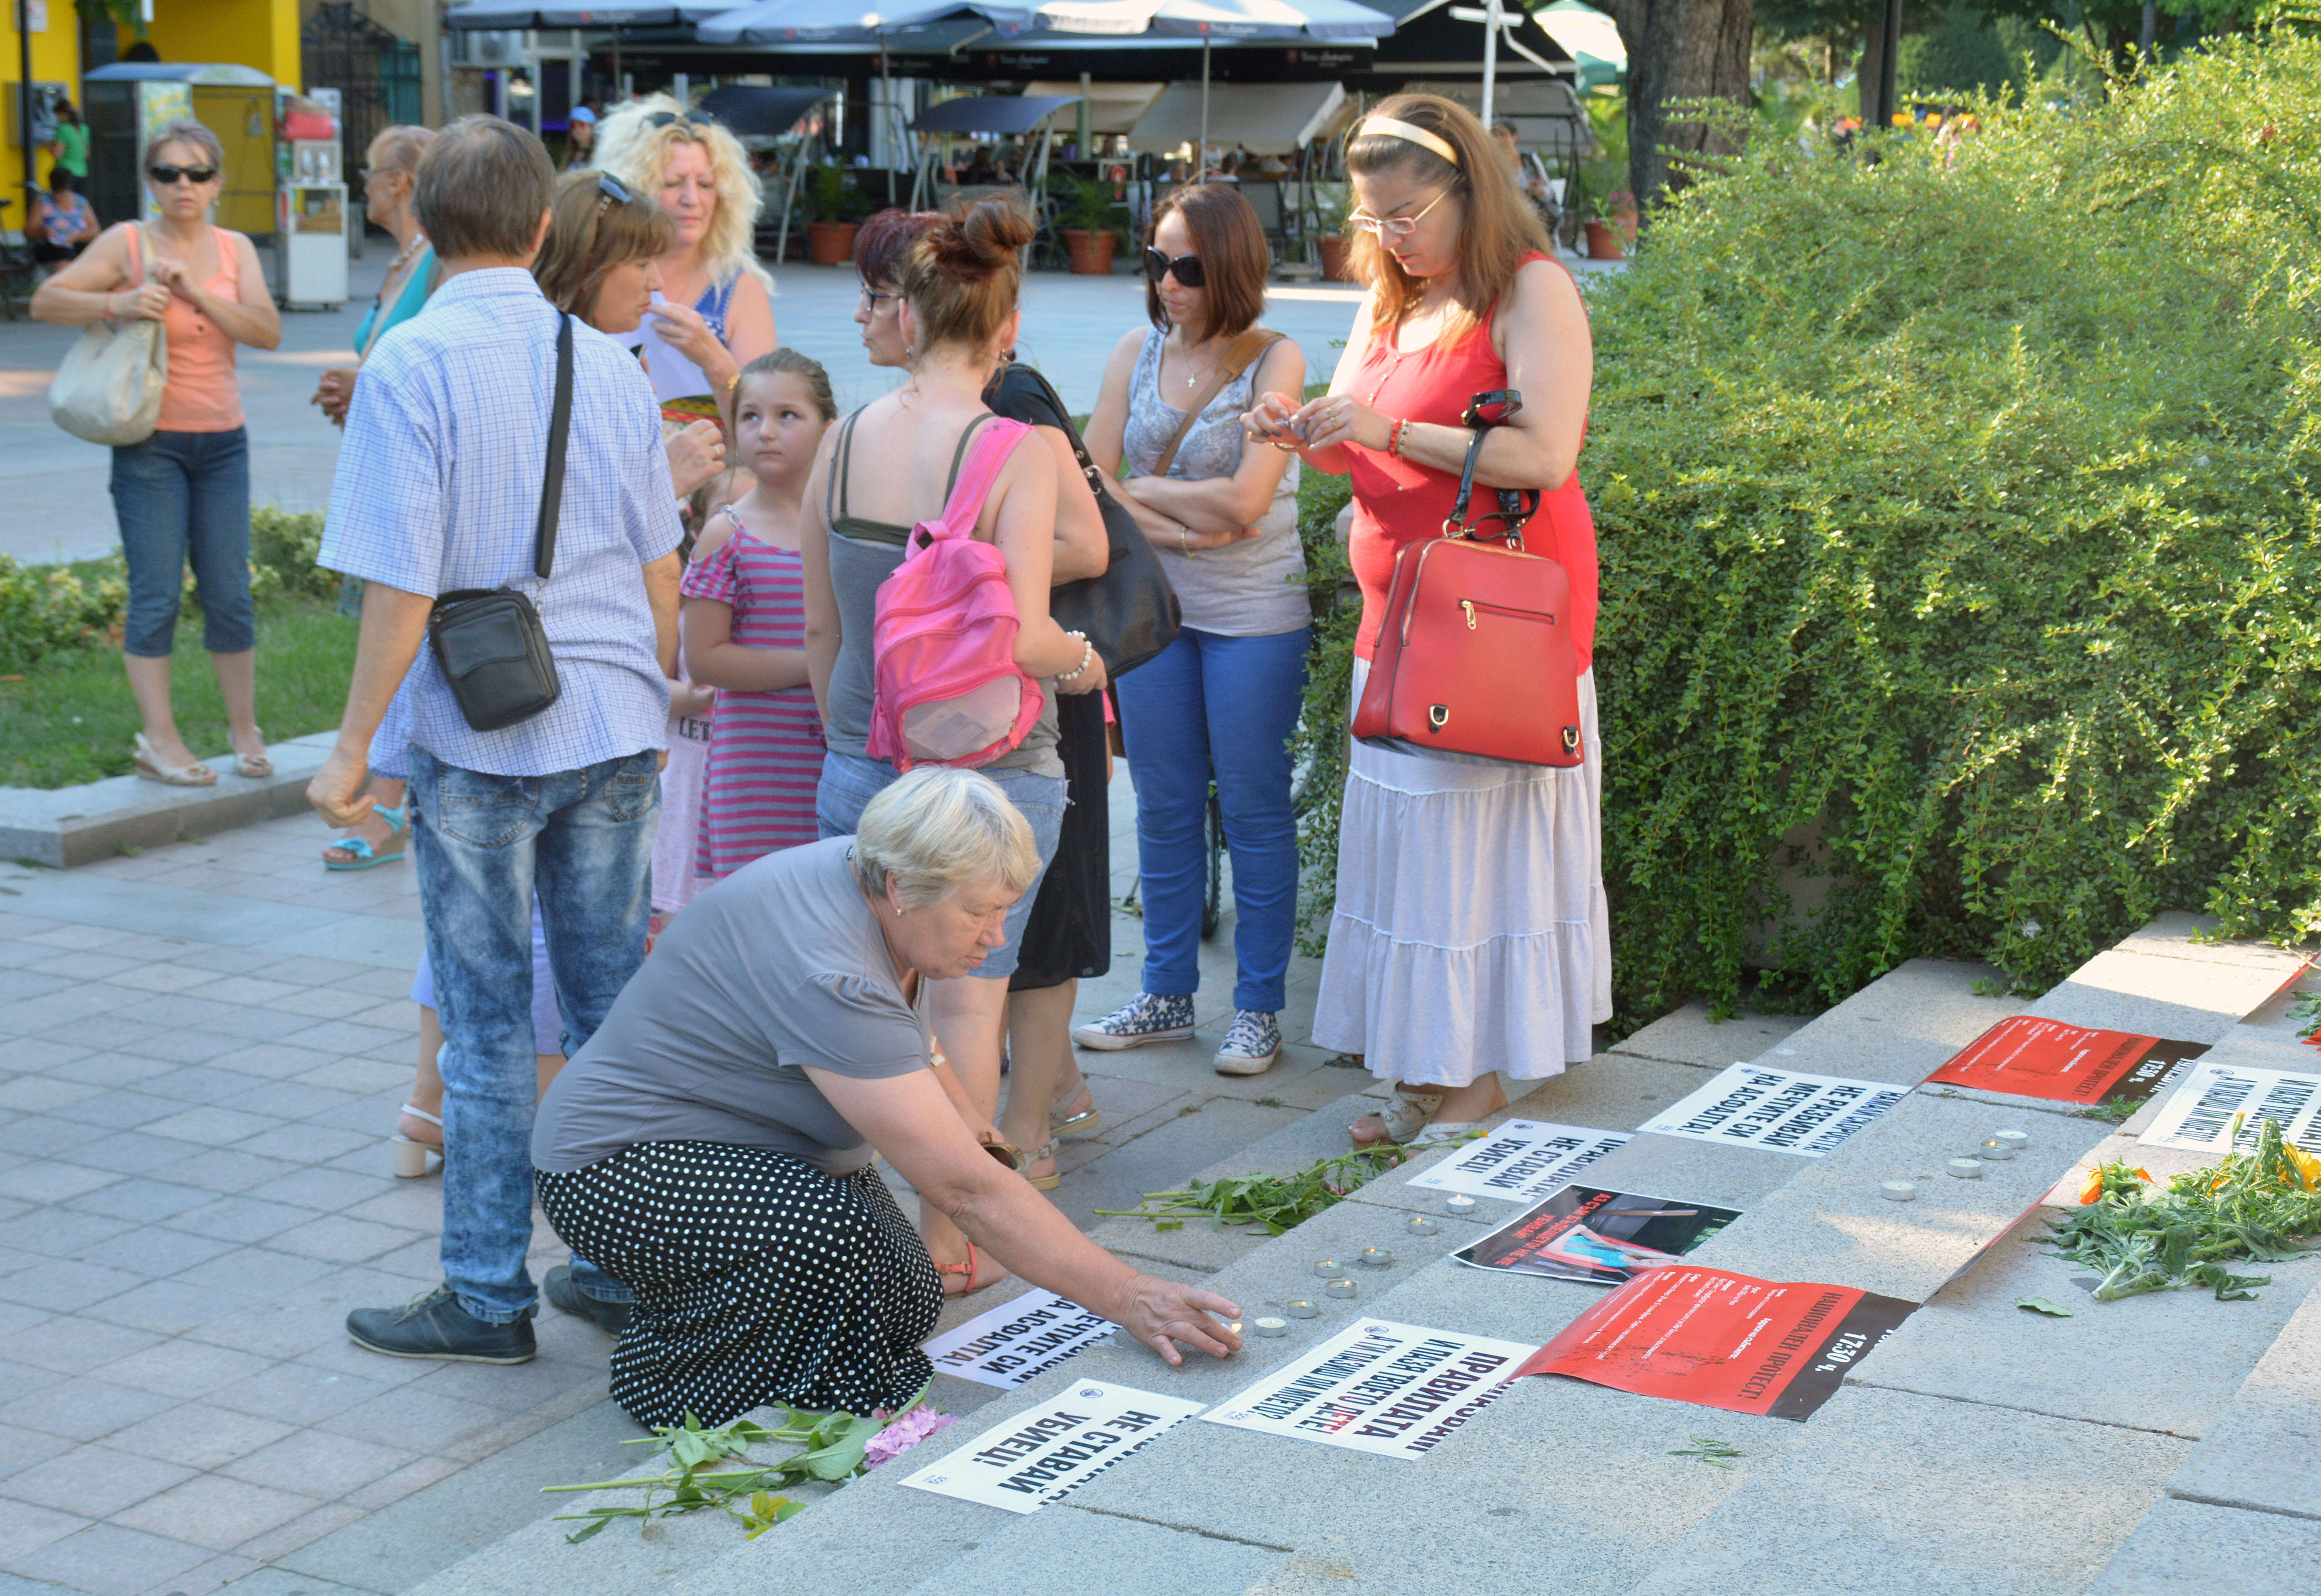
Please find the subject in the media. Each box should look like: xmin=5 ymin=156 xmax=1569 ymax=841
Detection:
xmin=441 ymin=2 xmax=739 ymax=28
xmin=1031 ymin=0 xmax=1392 ymax=159
xmin=694 ymin=0 xmax=1035 ymax=42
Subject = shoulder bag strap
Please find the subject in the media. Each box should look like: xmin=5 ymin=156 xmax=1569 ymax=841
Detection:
xmin=1014 ymin=364 xmax=1109 ymax=498
xmin=533 ymin=314 xmax=574 ymax=582
xmin=1150 ymin=328 xmax=1284 ymax=480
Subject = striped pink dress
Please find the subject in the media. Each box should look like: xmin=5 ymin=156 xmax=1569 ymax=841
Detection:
xmin=678 ymin=514 xmax=826 ymax=878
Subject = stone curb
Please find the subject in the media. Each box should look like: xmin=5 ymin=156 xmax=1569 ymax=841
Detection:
xmin=0 ymin=731 xmax=337 ymax=867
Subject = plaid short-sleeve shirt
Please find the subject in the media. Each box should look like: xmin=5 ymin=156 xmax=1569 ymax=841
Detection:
xmin=320 ymin=269 xmax=683 ymax=778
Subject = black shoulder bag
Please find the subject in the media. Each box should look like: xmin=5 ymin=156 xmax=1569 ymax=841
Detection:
xmin=988 ymin=362 xmax=1181 ymax=677
xmin=427 ymin=314 xmax=573 ymax=732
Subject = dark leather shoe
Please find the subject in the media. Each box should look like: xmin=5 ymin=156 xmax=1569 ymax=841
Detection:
xmin=347 ymin=1285 xmax=536 ymax=1363
xmin=545 ymin=1263 xmax=632 ymax=1334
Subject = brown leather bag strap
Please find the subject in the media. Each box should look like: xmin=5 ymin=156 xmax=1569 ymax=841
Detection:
xmin=1150 ymin=328 xmax=1284 ymax=480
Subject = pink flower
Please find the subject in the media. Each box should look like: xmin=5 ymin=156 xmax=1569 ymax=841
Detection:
xmin=863 ymin=1406 xmax=958 ymax=1469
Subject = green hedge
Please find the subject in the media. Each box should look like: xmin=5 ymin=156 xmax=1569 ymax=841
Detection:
xmin=0 ymin=507 xmax=334 ymax=675
xmin=1293 ymin=31 xmax=2321 ymax=1021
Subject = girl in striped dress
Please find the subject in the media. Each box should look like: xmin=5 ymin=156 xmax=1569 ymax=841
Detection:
xmin=681 ymin=351 xmax=839 ymax=879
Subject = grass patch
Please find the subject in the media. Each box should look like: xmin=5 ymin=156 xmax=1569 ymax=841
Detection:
xmin=0 ymin=595 xmax=356 ymax=788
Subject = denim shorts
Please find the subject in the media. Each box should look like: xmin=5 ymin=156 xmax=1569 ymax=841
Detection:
xmin=814 ymin=749 xmax=1065 ymax=980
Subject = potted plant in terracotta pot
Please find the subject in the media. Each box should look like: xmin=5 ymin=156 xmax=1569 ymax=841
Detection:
xmin=1051 ymin=174 xmax=1129 ymax=274
xmin=1604 ymin=189 xmax=1640 ymax=245
xmin=803 ymin=166 xmax=868 ymax=266
xmin=1311 ymin=182 xmax=1354 ymax=280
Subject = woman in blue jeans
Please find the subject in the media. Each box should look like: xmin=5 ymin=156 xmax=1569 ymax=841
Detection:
xmin=802 ymin=200 xmax=1108 ymax=1296
xmin=32 ymin=120 xmax=282 ymax=785
xmin=1080 ymin=183 xmax=1309 ymax=1075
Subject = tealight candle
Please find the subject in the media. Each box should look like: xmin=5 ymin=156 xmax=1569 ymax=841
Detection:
xmin=1881 ymin=1180 xmax=1917 ymax=1201
xmin=1325 ymin=1277 xmax=1359 ymax=1298
xmin=1994 ymin=1129 xmax=2030 ymax=1152
xmin=1253 ymin=1317 xmax=1288 ymax=1338
xmin=1312 ymin=1259 xmax=1342 ymax=1277
xmin=1358 ymin=1247 xmax=1394 ymax=1268
xmin=1406 ymin=1215 xmax=1440 ymax=1234
xmin=1946 ymin=1157 xmax=1985 ymax=1179
xmin=1284 ymin=1298 xmax=1320 ymax=1318
xmin=1977 ymin=1138 xmax=2017 ymax=1162
xmin=1445 ymin=1194 xmax=1480 ymax=1218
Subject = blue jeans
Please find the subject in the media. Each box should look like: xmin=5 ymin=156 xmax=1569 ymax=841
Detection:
xmin=814 ymin=748 xmax=1066 ymax=980
xmin=1115 ymin=625 xmax=1310 ymax=1013
xmin=407 ymin=745 xmax=659 ymax=1322
xmin=110 ymin=428 xmax=254 ymax=657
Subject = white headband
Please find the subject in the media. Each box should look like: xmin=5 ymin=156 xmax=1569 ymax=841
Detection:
xmin=1358 ymin=116 xmax=1461 ymax=169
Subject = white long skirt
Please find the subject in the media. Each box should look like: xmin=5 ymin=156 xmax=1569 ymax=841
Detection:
xmin=1312 ymin=659 xmax=1612 ymax=1089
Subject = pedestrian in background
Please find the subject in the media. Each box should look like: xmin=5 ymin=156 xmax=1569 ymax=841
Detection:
xmin=31 ymin=119 xmax=283 ymax=788
xmin=309 ymin=115 xmax=683 ymax=1364
xmin=28 ymin=170 xmax=98 ymax=263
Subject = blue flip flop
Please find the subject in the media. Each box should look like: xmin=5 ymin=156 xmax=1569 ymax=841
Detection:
xmin=324 ymin=803 xmax=409 ymax=871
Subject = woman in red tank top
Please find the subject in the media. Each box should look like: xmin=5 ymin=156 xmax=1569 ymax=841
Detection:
xmin=1244 ymin=94 xmax=1611 ymax=1149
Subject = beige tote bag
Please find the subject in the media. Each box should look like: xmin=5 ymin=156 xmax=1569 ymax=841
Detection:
xmin=48 ymin=225 xmax=168 ymax=447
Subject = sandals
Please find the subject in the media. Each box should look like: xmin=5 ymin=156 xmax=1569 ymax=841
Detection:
xmin=131 ymin=733 xmax=215 ymax=787
xmin=232 ymin=728 xmax=272 ymax=780
xmin=1350 ymin=1089 xmax=1444 ymax=1151
xmin=980 ymin=1137 xmax=1065 ymax=1193
xmin=932 ymin=1239 xmax=1011 ymax=1297
xmin=392 ymin=1103 xmax=443 ymax=1179
xmin=1050 ymin=1084 xmax=1102 ymax=1141
xmin=325 ymin=803 xmax=409 ymax=871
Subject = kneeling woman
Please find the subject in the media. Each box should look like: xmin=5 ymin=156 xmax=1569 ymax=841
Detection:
xmin=532 ymin=766 xmax=1240 ymax=1423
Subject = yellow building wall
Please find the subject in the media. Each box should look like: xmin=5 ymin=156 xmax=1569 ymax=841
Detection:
xmin=2 ymin=2 xmax=83 ymax=207
xmin=137 ymin=0 xmax=304 ymax=89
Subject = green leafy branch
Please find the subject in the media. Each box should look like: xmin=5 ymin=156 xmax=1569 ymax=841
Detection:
xmin=1095 ymin=1135 xmax=1482 ymax=1234
xmin=543 ymin=1389 xmax=937 ymax=1542
xmin=2038 ymin=1116 xmax=2321 ymax=1302
xmin=1670 ymin=1436 xmax=1744 ymax=1469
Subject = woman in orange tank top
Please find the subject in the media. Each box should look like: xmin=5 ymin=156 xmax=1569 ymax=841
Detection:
xmin=1244 ymin=94 xmax=1611 ymax=1149
xmin=31 ymin=119 xmax=282 ymax=786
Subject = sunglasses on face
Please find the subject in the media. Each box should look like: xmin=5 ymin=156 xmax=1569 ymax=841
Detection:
xmin=645 ymin=110 xmax=716 ymax=130
xmin=1348 ymin=187 xmax=1454 ymax=240
xmin=148 ymin=165 xmax=219 ymax=186
xmin=1143 ymin=248 xmax=1205 ymax=288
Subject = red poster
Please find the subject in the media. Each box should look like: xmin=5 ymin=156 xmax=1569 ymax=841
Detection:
xmin=1515 ymin=1266 xmax=1915 ymax=1421
xmin=1921 ymin=1016 xmax=2207 ymax=1106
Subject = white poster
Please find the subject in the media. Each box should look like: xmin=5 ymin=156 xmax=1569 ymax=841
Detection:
xmin=1200 ymin=1319 xmax=1536 ymax=1460
xmin=1403 ymin=1119 xmax=1634 ymax=1203
xmin=897 ymin=1381 xmax=1205 ymax=1514
xmin=2139 ymin=1060 xmax=2321 ymax=1155
xmin=1637 ymin=1063 xmax=1911 ymax=1158
xmin=920 ymin=1292 xmax=1114 ymax=1389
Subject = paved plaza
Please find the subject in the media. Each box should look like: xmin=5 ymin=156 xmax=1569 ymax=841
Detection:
xmin=0 ymin=756 xmax=1365 ymax=1596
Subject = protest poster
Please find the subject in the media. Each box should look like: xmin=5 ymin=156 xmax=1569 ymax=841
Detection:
xmin=1516 ymin=1265 xmax=1915 ymax=1421
xmin=920 ymin=1292 xmax=1113 ymax=1389
xmin=1403 ymin=1119 xmax=1633 ymax=1204
xmin=1454 ymin=1185 xmax=1743 ymax=1286
xmin=1636 ymin=1064 xmax=1910 ymax=1158
xmin=1922 ymin=1016 xmax=2208 ymax=1108
xmin=1201 ymin=1319 xmax=1538 ymax=1460
xmin=2138 ymin=1060 xmax=2321 ymax=1156
xmin=897 ymin=1382 xmax=1206 ymax=1514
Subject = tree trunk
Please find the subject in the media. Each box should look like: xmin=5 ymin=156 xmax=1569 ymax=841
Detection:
xmin=1607 ymin=0 xmax=1756 ymax=212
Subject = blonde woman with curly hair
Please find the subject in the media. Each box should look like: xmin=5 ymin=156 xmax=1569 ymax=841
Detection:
xmin=591 ymin=95 xmax=778 ymax=422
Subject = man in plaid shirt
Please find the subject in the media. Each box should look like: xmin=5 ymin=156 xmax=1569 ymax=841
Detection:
xmin=310 ymin=116 xmax=682 ymax=1365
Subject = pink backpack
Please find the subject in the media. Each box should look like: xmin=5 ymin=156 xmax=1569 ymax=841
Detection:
xmin=865 ymin=414 xmax=1046 ymax=771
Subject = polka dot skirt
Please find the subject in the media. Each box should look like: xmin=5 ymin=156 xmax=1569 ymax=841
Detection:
xmin=537 ymin=1141 xmax=942 ymax=1424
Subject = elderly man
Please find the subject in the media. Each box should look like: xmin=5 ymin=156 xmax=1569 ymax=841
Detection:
xmin=310 ymin=115 xmax=682 ymax=1363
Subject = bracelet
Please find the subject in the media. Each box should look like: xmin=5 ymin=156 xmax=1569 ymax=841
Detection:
xmin=1057 ymin=630 xmax=1094 ymax=683
xmin=1177 ymin=522 xmax=1192 ymax=555
xmin=1390 ymin=418 xmax=1411 ymax=459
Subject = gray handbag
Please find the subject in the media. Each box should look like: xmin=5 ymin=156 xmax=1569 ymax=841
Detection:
xmin=48 ymin=224 xmax=168 ymax=447
xmin=425 ymin=315 xmax=572 ymax=732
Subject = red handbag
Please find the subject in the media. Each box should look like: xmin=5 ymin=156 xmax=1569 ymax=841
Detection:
xmin=1351 ymin=390 xmax=1585 ymax=768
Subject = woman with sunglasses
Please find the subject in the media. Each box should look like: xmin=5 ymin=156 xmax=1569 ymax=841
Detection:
xmin=1242 ymin=93 xmax=1607 ymax=1150
xmin=590 ymin=96 xmax=777 ymax=431
xmin=32 ymin=119 xmax=282 ymax=788
xmin=1079 ymin=183 xmax=1308 ymax=1076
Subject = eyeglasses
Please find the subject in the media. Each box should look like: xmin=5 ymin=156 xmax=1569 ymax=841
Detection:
xmin=147 ymin=165 xmax=219 ymax=186
xmin=645 ymin=110 xmax=715 ymax=130
xmin=1143 ymin=248 xmax=1204 ymax=288
xmin=858 ymin=285 xmax=897 ymax=310
xmin=1348 ymin=187 xmax=1454 ymax=240
xmin=594 ymin=171 xmax=637 ymax=211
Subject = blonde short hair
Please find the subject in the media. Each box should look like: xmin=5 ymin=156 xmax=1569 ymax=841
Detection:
xmin=852 ymin=767 xmax=1038 ymax=910
xmin=591 ymin=94 xmax=768 ymax=291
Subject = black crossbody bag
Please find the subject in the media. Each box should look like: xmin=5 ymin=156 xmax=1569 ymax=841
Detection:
xmin=427 ymin=314 xmax=573 ymax=732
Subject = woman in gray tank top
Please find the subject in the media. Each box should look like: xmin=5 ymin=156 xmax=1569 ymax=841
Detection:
xmin=1079 ymin=183 xmax=1310 ymax=1078
xmin=800 ymin=198 xmax=1108 ymax=1296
